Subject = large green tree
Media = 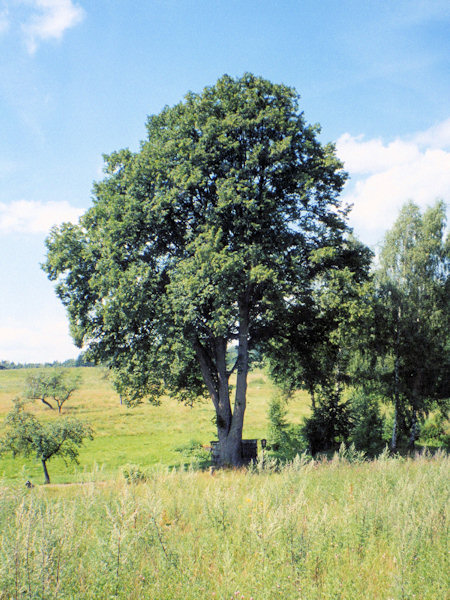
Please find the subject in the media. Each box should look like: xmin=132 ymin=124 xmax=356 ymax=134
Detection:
xmin=43 ymin=74 xmax=351 ymax=466
xmin=375 ymin=200 xmax=449 ymax=450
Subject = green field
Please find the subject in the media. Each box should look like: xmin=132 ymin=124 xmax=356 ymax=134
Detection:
xmin=0 ymin=366 xmax=310 ymax=484
xmin=0 ymin=368 xmax=448 ymax=599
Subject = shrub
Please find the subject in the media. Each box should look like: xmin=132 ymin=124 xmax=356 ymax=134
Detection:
xmin=122 ymin=464 xmax=151 ymax=483
xmin=302 ymin=388 xmax=352 ymax=455
xmin=348 ymin=389 xmax=386 ymax=457
xmin=266 ymin=395 xmax=306 ymax=461
xmin=419 ymin=413 xmax=450 ymax=450
xmin=175 ymin=440 xmax=212 ymax=469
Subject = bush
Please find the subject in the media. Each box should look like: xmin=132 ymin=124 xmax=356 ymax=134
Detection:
xmin=348 ymin=389 xmax=386 ymax=457
xmin=122 ymin=464 xmax=151 ymax=483
xmin=302 ymin=389 xmax=352 ymax=455
xmin=419 ymin=413 xmax=450 ymax=450
xmin=175 ymin=440 xmax=212 ymax=469
xmin=266 ymin=395 xmax=306 ymax=461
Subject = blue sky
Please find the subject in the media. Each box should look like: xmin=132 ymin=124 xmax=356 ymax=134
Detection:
xmin=1 ymin=0 xmax=449 ymax=362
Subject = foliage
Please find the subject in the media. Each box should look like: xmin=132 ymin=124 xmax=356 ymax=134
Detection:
xmin=347 ymin=388 xmax=386 ymax=457
xmin=373 ymin=200 xmax=449 ymax=450
xmin=175 ymin=440 xmax=212 ymax=468
xmin=0 ymin=399 xmax=93 ymax=483
xmin=122 ymin=463 xmax=151 ymax=484
xmin=43 ymin=73 xmax=351 ymax=466
xmin=265 ymin=238 xmax=374 ymax=406
xmin=266 ymin=394 xmax=305 ymax=460
xmin=25 ymin=368 xmax=81 ymax=412
xmin=419 ymin=411 xmax=450 ymax=450
xmin=301 ymin=387 xmax=352 ymax=455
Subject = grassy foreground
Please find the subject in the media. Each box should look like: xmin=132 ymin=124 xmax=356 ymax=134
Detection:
xmin=0 ymin=452 xmax=448 ymax=599
xmin=0 ymin=368 xmax=448 ymax=598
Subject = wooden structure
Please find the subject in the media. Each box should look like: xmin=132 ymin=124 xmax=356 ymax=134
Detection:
xmin=210 ymin=439 xmax=258 ymax=466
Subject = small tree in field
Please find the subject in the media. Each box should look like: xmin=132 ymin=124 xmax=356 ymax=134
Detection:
xmin=25 ymin=369 xmax=80 ymax=413
xmin=0 ymin=400 xmax=93 ymax=484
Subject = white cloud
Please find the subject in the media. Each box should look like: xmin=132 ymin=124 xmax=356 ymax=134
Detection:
xmin=0 ymin=321 xmax=78 ymax=363
xmin=336 ymin=120 xmax=450 ymax=246
xmin=337 ymin=134 xmax=420 ymax=175
xmin=0 ymin=199 xmax=84 ymax=233
xmin=0 ymin=6 xmax=9 ymax=34
xmin=21 ymin=0 xmax=85 ymax=53
xmin=413 ymin=118 xmax=450 ymax=149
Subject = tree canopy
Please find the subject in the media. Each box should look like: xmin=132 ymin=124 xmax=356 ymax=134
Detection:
xmin=25 ymin=368 xmax=81 ymax=413
xmin=43 ymin=73 xmax=358 ymax=465
xmin=374 ymin=200 xmax=449 ymax=450
xmin=0 ymin=400 xmax=93 ymax=484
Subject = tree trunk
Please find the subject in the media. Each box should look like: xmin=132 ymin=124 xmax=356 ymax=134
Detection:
xmin=194 ymin=296 xmax=250 ymax=468
xmin=40 ymin=398 xmax=54 ymax=410
xmin=214 ymin=337 xmax=234 ymax=463
xmin=390 ymin=398 xmax=398 ymax=453
xmin=408 ymin=371 xmax=422 ymax=451
xmin=309 ymin=386 xmax=316 ymax=410
xmin=408 ymin=410 xmax=417 ymax=451
xmin=390 ymin=307 xmax=401 ymax=453
xmin=220 ymin=299 xmax=250 ymax=466
xmin=41 ymin=459 xmax=50 ymax=484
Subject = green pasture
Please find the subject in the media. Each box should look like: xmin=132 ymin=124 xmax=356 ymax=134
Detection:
xmin=0 ymin=367 xmax=310 ymax=483
xmin=0 ymin=368 xmax=448 ymax=599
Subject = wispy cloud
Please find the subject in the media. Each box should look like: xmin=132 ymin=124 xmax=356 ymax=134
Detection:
xmin=0 ymin=4 xmax=9 ymax=34
xmin=21 ymin=0 xmax=85 ymax=53
xmin=336 ymin=119 xmax=450 ymax=246
xmin=0 ymin=199 xmax=84 ymax=234
xmin=0 ymin=320 xmax=78 ymax=362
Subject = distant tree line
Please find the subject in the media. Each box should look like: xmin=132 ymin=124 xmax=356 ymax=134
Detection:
xmin=0 ymin=353 xmax=95 ymax=370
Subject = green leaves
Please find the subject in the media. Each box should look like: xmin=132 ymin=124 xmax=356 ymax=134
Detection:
xmin=0 ymin=399 xmax=93 ymax=480
xmin=373 ymin=200 xmax=449 ymax=445
xmin=43 ymin=73 xmax=351 ymax=437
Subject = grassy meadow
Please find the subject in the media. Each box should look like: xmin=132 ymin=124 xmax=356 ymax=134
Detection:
xmin=0 ymin=367 xmax=310 ymax=483
xmin=0 ymin=453 xmax=448 ymax=599
xmin=0 ymin=368 xmax=448 ymax=599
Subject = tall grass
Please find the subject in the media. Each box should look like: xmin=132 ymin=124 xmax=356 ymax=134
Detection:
xmin=0 ymin=451 xmax=448 ymax=599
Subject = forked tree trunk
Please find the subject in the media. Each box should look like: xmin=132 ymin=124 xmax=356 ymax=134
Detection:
xmin=40 ymin=398 xmax=54 ymax=410
xmin=194 ymin=298 xmax=250 ymax=467
xmin=220 ymin=301 xmax=249 ymax=466
xmin=41 ymin=459 xmax=50 ymax=484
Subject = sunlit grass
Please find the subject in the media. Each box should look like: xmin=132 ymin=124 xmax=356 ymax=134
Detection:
xmin=0 ymin=452 xmax=447 ymax=599
xmin=0 ymin=367 xmax=311 ymax=483
xmin=0 ymin=368 xmax=447 ymax=598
